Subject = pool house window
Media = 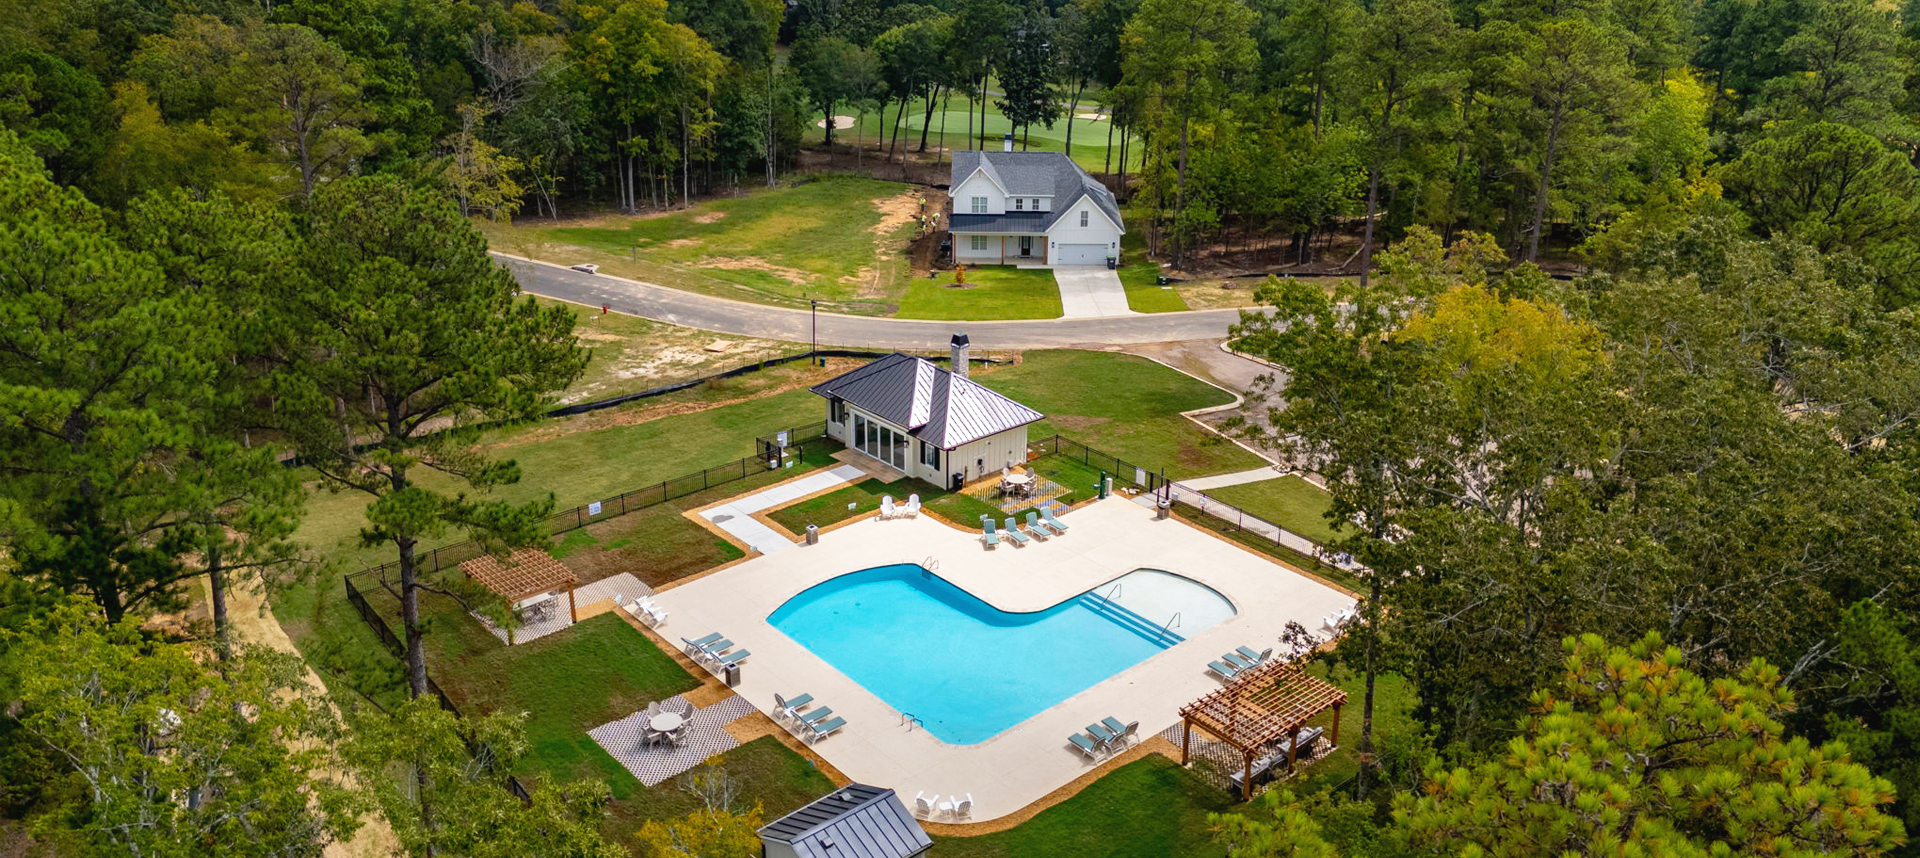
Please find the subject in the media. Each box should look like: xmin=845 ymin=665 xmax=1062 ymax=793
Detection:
xmin=853 ymin=413 xmax=908 ymax=470
xmin=919 ymin=441 xmax=938 ymax=468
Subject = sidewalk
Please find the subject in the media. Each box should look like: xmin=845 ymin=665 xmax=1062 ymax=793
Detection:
xmin=698 ymin=464 xmax=867 ymax=553
xmin=1175 ymin=466 xmax=1287 ymax=491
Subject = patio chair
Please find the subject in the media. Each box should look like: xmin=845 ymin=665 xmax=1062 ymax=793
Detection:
xmin=880 ymin=495 xmax=896 ymax=519
xmin=1223 ymin=651 xmax=1257 ymax=671
xmin=945 ymin=794 xmax=974 ymax=820
xmin=980 ymin=515 xmax=1000 ymax=548
xmin=1040 ymin=505 xmax=1070 ymax=532
xmin=904 ymin=494 xmax=921 ymax=517
xmin=774 ymin=692 xmax=813 ymax=723
xmin=1208 ymin=660 xmax=1242 ymax=681
xmin=1325 ymin=605 xmax=1358 ymax=631
xmin=1027 ymin=510 xmax=1059 ymax=537
xmin=712 ymin=648 xmax=750 ymax=669
xmin=1068 ymin=732 xmax=1104 ymax=761
xmin=696 ymin=639 xmax=733 ymax=663
xmin=914 ymin=791 xmax=939 ymax=820
xmin=645 ymin=701 xmax=663 ymax=718
xmin=1236 ymin=646 xmax=1273 ymax=665
xmin=675 ymin=699 xmax=694 ymax=719
xmin=1086 ymin=722 xmax=1119 ymax=751
xmin=1002 ymin=517 xmax=1031 ymax=546
xmin=682 ymin=633 xmax=723 ymax=655
xmin=799 ymin=706 xmax=835 ymax=727
xmin=1113 ymin=719 xmax=1141 ymax=748
xmin=807 ymin=716 xmax=847 ymax=743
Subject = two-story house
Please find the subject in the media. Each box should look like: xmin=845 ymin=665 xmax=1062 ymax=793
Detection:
xmin=948 ymin=140 xmax=1125 ymax=267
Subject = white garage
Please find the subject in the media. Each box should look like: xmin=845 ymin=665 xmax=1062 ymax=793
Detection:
xmin=1053 ymin=243 xmax=1111 ymax=265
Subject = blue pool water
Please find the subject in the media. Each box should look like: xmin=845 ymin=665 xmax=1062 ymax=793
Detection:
xmin=768 ymin=564 xmax=1223 ymax=744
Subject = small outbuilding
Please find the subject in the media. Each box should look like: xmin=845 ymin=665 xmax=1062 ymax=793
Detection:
xmin=758 ymin=783 xmax=932 ymax=858
xmin=812 ymin=334 xmax=1044 ymax=489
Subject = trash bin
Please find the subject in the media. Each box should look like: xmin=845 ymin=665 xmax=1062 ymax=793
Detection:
xmin=1106 ymin=256 xmax=1118 ymax=270
xmin=724 ymin=663 xmax=741 ymax=688
xmin=1157 ymin=498 xmax=1172 ymax=520
xmin=805 ymin=524 xmax=819 ymax=546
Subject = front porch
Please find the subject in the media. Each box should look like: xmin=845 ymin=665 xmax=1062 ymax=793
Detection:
xmin=954 ymin=232 xmax=1050 ymax=266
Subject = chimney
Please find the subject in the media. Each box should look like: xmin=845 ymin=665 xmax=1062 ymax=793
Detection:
xmin=1002 ymin=133 xmax=1014 ymax=152
xmin=950 ymin=333 xmax=971 ymax=380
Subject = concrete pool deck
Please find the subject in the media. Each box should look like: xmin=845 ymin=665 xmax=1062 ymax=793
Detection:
xmin=647 ymin=496 xmax=1358 ymax=823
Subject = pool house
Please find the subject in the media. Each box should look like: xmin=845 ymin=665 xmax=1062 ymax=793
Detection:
xmin=812 ymin=334 xmax=1044 ymax=490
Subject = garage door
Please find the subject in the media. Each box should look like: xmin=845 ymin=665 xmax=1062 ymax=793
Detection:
xmin=1054 ymin=243 xmax=1108 ymax=265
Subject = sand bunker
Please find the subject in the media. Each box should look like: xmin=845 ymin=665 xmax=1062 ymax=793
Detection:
xmin=816 ymin=115 xmax=858 ymax=130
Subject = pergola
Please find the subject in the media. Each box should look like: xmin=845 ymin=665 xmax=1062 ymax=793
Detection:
xmin=1178 ymin=660 xmax=1347 ymax=800
xmin=459 ymin=549 xmax=580 ymax=624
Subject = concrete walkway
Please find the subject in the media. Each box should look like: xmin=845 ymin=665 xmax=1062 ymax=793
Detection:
xmin=698 ymin=464 xmax=867 ymax=554
xmin=1053 ymin=265 xmax=1135 ymax=319
xmin=1175 ymin=466 xmax=1288 ymax=491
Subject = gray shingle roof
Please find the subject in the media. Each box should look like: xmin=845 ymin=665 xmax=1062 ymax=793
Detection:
xmin=949 ymin=151 xmax=1124 ymax=235
xmin=758 ymin=784 xmax=932 ymax=858
xmin=811 ymin=353 xmax=1044 ymax=449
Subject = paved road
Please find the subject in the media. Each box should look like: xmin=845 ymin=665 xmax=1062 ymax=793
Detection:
xmin=498 ymin=254 xmax=1259 ymax=351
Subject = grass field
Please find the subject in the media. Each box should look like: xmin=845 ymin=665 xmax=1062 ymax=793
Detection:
xmin=976 ymin=351 xmax=1265 ymax=478
xmin=897 ymin=266 xmax=1063 ymax=320
xmin=1200 ymin=475 xmax=1344 ymax=546
xmin=1116 ymin=229 xmax=1188 ymax=313
xmin=483 ymin=177 xmax=924 ymax=315
xmin=815 ymin=91 xmax=1141 ymax=176
xmin=548 ymin=297 xmax=804 ymax=404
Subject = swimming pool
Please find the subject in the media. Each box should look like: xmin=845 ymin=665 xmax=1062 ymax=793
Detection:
xmin=767 ymin=565 xmax=1235 ymax=744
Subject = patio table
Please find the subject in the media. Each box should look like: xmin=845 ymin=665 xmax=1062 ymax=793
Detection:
xmin=650 ymin=712 xmax=685 ymax=733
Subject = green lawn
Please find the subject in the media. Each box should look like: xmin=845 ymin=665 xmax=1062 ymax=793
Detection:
xmin=1200 ymin=475 xmax=1344 ymax=546
xmin=816 ymin=92 xmax=1142 ymax=176
xmin=975 ymin=351 xmax=1265 ymax=478
xmin=482 ymin=177 xmax=922 ymax=315
xmin=897 ymin=266 xmax=1063 ymax=320
xmin=1116 ymin=229 xmax=1187 ymax=313
xmin=934 ymin=756 xmax=1237 ymax=858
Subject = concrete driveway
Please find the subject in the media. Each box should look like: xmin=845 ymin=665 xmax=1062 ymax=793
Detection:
xmin=1052 ymin=265 xmax=1135 ymax=319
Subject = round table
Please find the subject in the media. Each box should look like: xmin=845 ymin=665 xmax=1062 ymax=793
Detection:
xmin=650 ymin=712 xmax=685 ymax=733
xmin=1003 ymin=472 xmax=1034 ymax=492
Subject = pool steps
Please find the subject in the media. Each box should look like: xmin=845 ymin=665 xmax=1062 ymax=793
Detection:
xmin=1077 ymin=593 xmax=1185 ymax=649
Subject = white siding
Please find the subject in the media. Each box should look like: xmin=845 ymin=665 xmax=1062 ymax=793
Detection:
xmin=1045 ymin=197 xmax=1122 ymax=261
xmin=951 ymin=171 xmax=1006 ymax=215
xmin=953 ymin=234 xmax=1007 ymax=264
xmin=947 ymin=426 xmax=1032 ymax=487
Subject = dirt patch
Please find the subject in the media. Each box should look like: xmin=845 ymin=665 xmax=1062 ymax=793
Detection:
xmin=486 ymin=359 xmax=861 ymax=449
xmin=692 ymin=211 xmax=726 ymax=224
xmin=855 ymin=191 xmax=926 ymax=296
xmin=664 ymin=238 xmax=701 ymax=248
xmin=699 ymin=256 xmax=813 ymax=287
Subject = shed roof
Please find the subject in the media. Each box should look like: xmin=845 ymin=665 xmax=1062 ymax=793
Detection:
xmin=810 ymin=353 xmax=1043 ymax=449
xmin=459 ymin=549 xmax=578 ymax=603
xmin=949 ymin=151 xmax=1124 ymax=235
xmin=758 ymin=784 xmax=931 ymax=858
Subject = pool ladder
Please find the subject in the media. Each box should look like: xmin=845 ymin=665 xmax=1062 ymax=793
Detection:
xmin=922 ymin=556 xmax=940 ymax=578
xmin=900 ymin=712 xmax=925 ymax=732
xmin=1100 ymin=582 xmax=1122 ymax=604
xmin=1161 ymin=612 xmax=1182 ymax=637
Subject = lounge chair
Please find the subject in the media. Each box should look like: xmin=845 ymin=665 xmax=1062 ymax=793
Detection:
xmin=914 ymin=791 xmax=939 ymax=819
xmin=1086 ymin=722 xmax=1119 ymax=751
xmin=774 ymin=692 xmax=813 ymax=723
xmin=712 ymin=648 xmax=750 ymax=668
xmin=946 ymin=794 xmax=974 ymax=820
xmin=904 ymin=494 xmax=921 ymax=517
xmin=807 ymin=716 xmax=847 ymax=743
xmin=1223 ymin=651 xmax=1257 ymax=671
xmin=1236 ymin=646 xmax=1274 ymax=665
xmin=1026 ymin=510 xmax=1059 ymax=537
xmin=880 ymin=495 xmax=896 ymax=519
xmin=1068 ymin=732 xmax=1104 ymax=761
xmin=799 ymin=706 xmax=836 ymax=727
xmin=1115 ymin=720 xmax=1140 ymax=747
xmin=682 ymin=632 xmax=723 ymax=655
xmin=980 ymin=515 xmax=1000 ymax=548
xmin=1325 ymin=605 xmax=1359 ymax=631
xmin=1039 ymin=505 xmax=1070 ymax=532
xmin=1208 ymin=660 xmax=1242 ymax=680
xmin=1002 ymin=517 xmax=1031 ymax=546
xmin=695 ymin=639 xmax=733 ymax=663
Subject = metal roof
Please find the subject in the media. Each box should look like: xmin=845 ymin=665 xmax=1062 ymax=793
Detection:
xmin=810 ymin=353 xmax=1045 ymax=449
xmin=758 ymin=784 xmax=932 ymax=858
xmin=948 ymin=212 xmax=1051 ymax=234
xmin=949 ymin=151 xmax=1125 ymax=235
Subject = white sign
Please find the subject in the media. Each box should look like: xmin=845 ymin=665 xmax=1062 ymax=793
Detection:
xmin=776 ymin=430 xmax=789 ymax=447
xmin=588 ymin=501 xmax=602 ymax=516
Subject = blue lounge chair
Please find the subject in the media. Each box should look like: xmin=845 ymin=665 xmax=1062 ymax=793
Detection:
xmin=1086 ymin=722 xmax=1119 ymax=750
xmin=1101 ymin=716 xmax=1128 ymax=736
xmin=1068 ymin=732 xmax=1104 ymax=760
xmin=1237 ymin=646 xmax=1273 ymax=665
xmin=1040 ymin=505 xmax=1070 ymax=532
xmin=713 ymin=649 xmax=750 ymax=668
xmin=799 ymin=706 xmax=835 ymax=726
xmin=1208 ymin=660 xmax=1242 ymax=680
xmin=980 ymin=515 xmax=1000 ymax=548
xmin=808 ymin=716 xmax=847 ymax=743
xmin=1027 ymin=510 xmax=1060 ymax=537
xmin=774 ymin=692 xmax=813 ymax=723
xmin=1223 ymin=651 xmax=1256 ymax=671
xmin=1003 ymin=517 xmax=1031 ymax=546
xmin=682 ymin=633 xmax=723 ymax=655
xmin=699 ymin=639 xmax=733 ymax=659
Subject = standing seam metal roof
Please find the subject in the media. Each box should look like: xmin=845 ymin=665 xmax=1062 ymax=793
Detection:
xmin=949 ymin=150 xmax=1125 ymax=235
xmin=810 ymin=353 xmax=1045 ymax=449
xmin=758 ymin=784 xmax=932 ymax=858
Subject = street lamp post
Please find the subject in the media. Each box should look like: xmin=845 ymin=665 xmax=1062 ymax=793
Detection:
xmin=811 ymin=299 xmax=819 ymax=366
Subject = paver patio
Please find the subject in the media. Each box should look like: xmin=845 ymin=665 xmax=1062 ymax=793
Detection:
xmin=587 ymin=693 xmax=759 ymax=786
xmin=647 ymin=496 xmax=1357 ymax=822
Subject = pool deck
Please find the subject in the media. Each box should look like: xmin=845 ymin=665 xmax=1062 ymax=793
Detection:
xmin=647 ymin=496 xmax=1358 ymax=823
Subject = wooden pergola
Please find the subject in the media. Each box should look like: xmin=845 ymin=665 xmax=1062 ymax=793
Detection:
xmin=459 ymin=549 xmax=580 ymax=624
xmin=1178 ymin=660 xmax=1347 ymax=800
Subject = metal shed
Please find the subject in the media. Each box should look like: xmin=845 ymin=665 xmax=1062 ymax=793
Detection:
xmin=758 ymin=784 xmax=932 ymax=858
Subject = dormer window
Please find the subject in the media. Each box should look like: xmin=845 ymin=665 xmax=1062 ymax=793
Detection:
xmin=970 ymin=196 xmax=987 ymax=214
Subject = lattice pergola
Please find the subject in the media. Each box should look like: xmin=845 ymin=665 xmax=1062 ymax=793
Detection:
xmin=1179 ymin=660 xmax=1347 ymax=800
xmin=460 ymin=549 xmax=579 ymax=623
